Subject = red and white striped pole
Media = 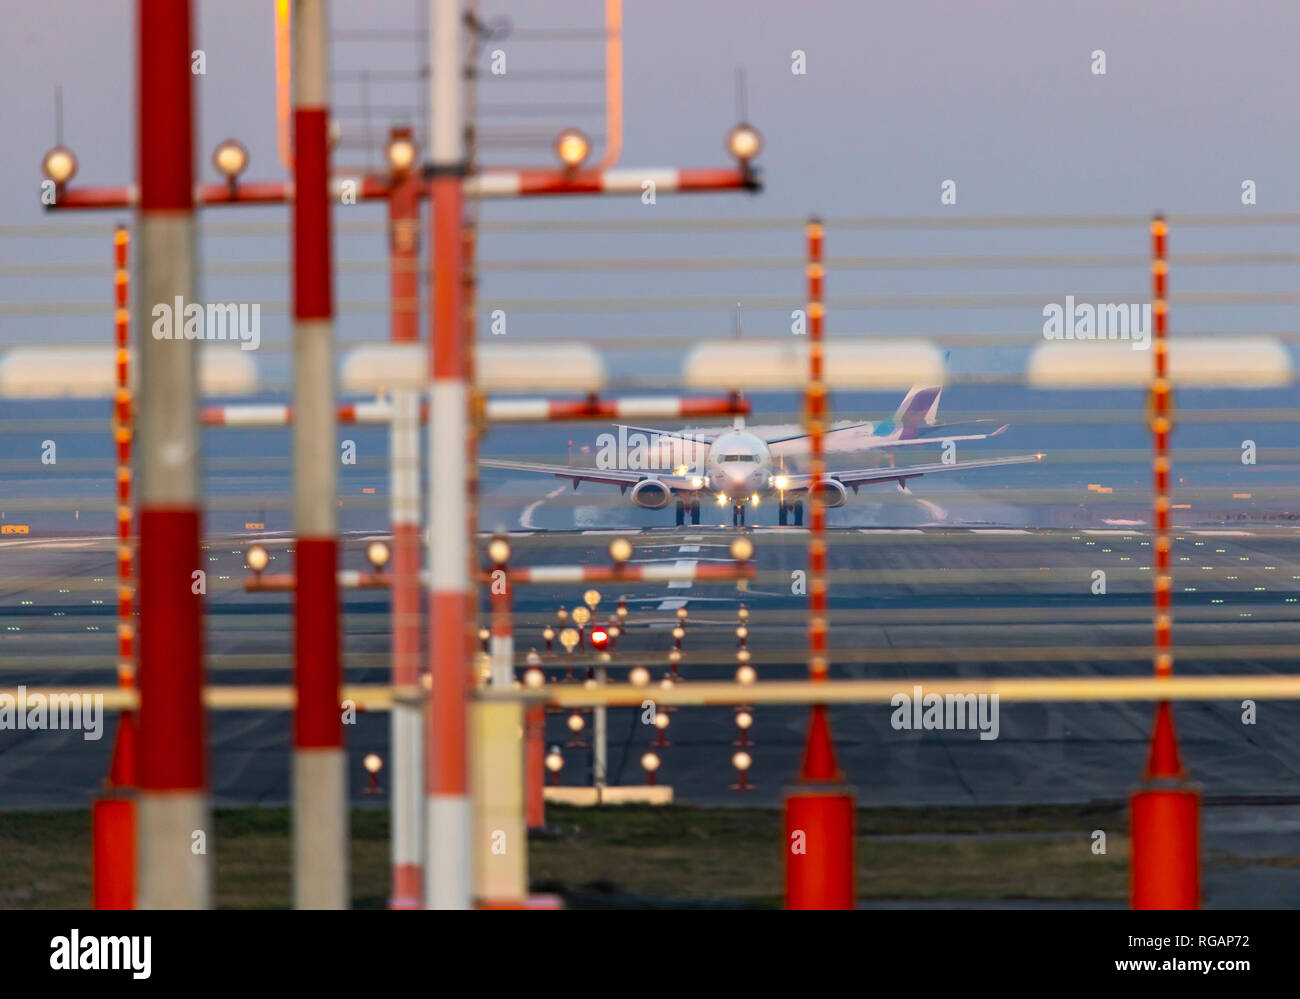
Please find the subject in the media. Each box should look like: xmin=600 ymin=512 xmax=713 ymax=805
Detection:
xmin=785 ymin=217 xmax=855 ymax=909
xmin=425 ymin=0 xmax=473 ymax=910
xmin=93 ymin=223 xmax=137 ymax=910
xmin=291 ymin=0 xmax=347 ymax=909
xmin=134 ymin=0 xmax=210 ymax=909
xmin=388 ymin=157 xmax=424 ymax=909
xmin=1130 ymin=215 xmax=1200 ymax=909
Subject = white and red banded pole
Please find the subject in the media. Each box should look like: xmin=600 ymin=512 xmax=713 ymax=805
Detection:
xmin=488 ymin=537 xmax=514 ymax=687
xmin=1130 ymin=215 xmax=1199 ymax=908
xmin=134 ymin=0 xmax=210 ymax=908
xmin=93 ymin=224 xmax=137 ymax=910
xmin=291 ymin=0 xmax=347 ymax=909
xmin=425 ymin=0 xmax=473 ymax=910
xmin=785 ymin=217 xmax=855 ymax=909
xmin=388 ymin=143 xmax=424 ymax=910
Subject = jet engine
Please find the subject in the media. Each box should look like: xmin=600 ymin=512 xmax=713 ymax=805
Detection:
xmin=811 ymin=478 xmax=848 ymax=508
xmin=630 ymin=479 xmax=674 ymax=509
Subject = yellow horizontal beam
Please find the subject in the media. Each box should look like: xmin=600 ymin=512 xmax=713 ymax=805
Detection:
xmin=8 ymin=675 xmax=1300 ymax=712
xmin=0 ymin=684 xmax=397 ymax=712
xmin=493 ymin=674 xmax=1300 ymax=708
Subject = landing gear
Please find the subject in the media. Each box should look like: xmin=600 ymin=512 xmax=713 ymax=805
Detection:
xmin=675 ymin=500 xmax=686 ymax=526
xmin=778 ymin=503 xmax=788 ymax=526
xmin=793 ymin=501 xmax=804 ymax=527
xmin=690 ymin=499 xmax=701 ymax=525
xmin=731 ymin=502 xmax=747 ymax=527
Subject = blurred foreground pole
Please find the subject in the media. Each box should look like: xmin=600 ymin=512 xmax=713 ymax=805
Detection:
xmin=388 ymin=156 xmax=424 ymax=909
xmin=134 ymin=0 xmax=211 ymax=909
xmin=425 ymin=0 xmax=473 ymax=910
xmin=93 ymin=223 xmax=137 ymax=910
xmin=488 ymin=537 xmax=514 ymax=687
xmin=1130 ymin=215 xmax=1200 ymax=909
xmin=784 ymin=217 xmax=855 ymax=909
xmin=291 ymin=0 xmax=347 ymax=909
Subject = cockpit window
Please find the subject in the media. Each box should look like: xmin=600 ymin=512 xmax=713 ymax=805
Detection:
xmin=721 ymin=453 xmax=758 ymax=462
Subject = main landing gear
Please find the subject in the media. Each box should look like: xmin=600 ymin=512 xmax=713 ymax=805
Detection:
xmin=675 ymin=498 xmax=702 ymax=526
xmin=777 ymin=501 xmax=804 ymax=527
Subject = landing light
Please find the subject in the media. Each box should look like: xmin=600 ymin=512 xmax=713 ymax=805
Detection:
xmin=750 ymin=494 xmax=759 ymax=506
xmin=690 ymin=476 xmax=703 ymax=489
xmin=716 ymin=493 xmax=728 ymax=506
xmin=774 ymin=474 xmax=788 ymax=490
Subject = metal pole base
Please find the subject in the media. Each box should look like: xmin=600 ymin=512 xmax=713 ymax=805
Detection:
xmin=784 ymin=786 xmax=855 ymax=909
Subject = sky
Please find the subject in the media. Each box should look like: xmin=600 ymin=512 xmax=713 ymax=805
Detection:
xmin=3 ymin=0 xmax=1300 ymax=385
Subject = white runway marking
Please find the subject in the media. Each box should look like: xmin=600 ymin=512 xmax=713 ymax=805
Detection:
xmin=666 ymin=558 xmax=698 ymax=588
xmin=520 ymin=484 xmax=565 ymax=530
xmin=859 ymin=528 xmax=923 ymax=534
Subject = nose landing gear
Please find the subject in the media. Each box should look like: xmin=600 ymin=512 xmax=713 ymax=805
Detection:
xmin=731 ymin=502 xmax=746 ymax=527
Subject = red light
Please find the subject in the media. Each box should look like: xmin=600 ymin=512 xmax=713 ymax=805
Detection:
xmin=590 ymin=627 xmax=609 ymax=649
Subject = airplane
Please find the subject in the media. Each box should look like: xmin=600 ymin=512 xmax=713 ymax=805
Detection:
xmin=481 ymin=385 xmax=1044 ymax=526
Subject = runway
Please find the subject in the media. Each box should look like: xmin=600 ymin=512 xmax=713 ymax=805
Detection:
xmin=5 ymin=519 xmax=1300 ymax=812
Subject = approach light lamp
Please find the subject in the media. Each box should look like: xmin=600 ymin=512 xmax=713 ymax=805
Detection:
xmin=555 ymin=127 xmax=590 ymax=169
xmin=246 ymin=543 xmax=270 ymax=575
xmin=487 ymin=535 xmax=511 ymax=566
xmin=366 ymin=540 xmax=390 ymax=571
xmin=41 ymin=145 xmax=78 ymax=186
xmin=725 ymin=122 xmax=763 ymax=164
xmin=212 ymin=139 xmax=249 ymax=184
xmin=384 ymin=129 xmax=419 ymax=177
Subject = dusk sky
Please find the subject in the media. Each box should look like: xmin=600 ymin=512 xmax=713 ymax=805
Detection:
xmin=4 ymin=1 xmax=1298 ymax=377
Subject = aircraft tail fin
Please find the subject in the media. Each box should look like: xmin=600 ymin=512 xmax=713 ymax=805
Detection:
xmin=891 ymin=385 xmax=943 ymax=439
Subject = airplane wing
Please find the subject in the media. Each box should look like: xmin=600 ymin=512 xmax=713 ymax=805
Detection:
xmin=783 ymin=453 xmax=1043 ymax=493
xmin=480 ymin=458 xmax=698 ymax=493
xmin=768 ymin=422 xmax=1010 ymax=457
xmin=614 ymin=424 xmax=718 ymax=444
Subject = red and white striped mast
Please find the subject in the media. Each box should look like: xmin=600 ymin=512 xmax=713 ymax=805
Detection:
xmin=92 ymin=223 xmax=138 ymax=910
xmin=134 ymin=0 xmax=210 ymax=908
xmin=387 ymin=130 xmax=425 ymax=909
xmin=784 ymin=217 xmax=855 ymax=909
xmin=1130 ymin=215 xmax=1200 ymax=908
xmin=425 ymin=0 xmax=473 ymax=910
xmin=291 ymin=0 xmax=347 ymax=909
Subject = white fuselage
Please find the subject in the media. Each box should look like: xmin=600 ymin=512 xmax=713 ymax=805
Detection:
xmin=703 ymin=429 xmax=777 ymax=503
